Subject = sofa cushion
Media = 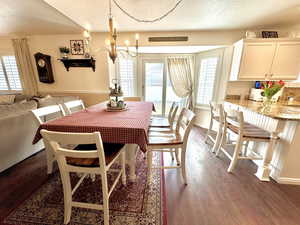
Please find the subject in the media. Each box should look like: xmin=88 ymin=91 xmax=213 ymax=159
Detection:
xmin=0 ymin=95 xmax=15 ymax=104
xmin=0 ymin=100 xmax=37 ymax=118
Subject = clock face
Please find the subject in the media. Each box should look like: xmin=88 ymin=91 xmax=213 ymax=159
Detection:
xmin=38 ymin=59 xmax=46 ymax=68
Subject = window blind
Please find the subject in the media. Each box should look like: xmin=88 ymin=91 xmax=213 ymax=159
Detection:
xmin=196 ymin=57 xmax=218 ymax=105
xmin=0 ymin=56 xmax=22 ymax=91
xmin=0 ymin=61 xmax=8 ymax=90
xmin=119 ymin=58 xmax=134 ymax=96
xmin=3 ymin=56 xmax=22 ymax=90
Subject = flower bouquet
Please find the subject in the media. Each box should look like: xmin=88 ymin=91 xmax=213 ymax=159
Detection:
xmin=260 ymin=80 xmax=285 ymax=112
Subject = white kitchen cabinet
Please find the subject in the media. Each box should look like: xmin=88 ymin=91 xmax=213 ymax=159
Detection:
xmin=271 ymin=42 xmax=300 ymax=80
xmin=230 ymin=38 xmax=300 ymax=81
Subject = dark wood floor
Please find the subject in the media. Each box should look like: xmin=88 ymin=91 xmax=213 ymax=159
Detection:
xmin=1 ymin=127 xmax=300 ymax=225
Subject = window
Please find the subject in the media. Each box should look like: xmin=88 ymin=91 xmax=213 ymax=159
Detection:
xmin=0 ymin=56 xmax=22 ymax=91
xmin=118 ymin=58 xmax=135 ymax=96
xmin=196 ymin=57 xmax=219 ymax=105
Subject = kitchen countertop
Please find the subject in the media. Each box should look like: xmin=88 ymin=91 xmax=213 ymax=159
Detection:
xmin=225 ymin=99 xmax=300 ymax=120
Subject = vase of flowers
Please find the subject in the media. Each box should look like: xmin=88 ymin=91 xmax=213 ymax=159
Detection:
xmin=261 ymin=80 xmax=285 ymax=112
xmin=59 ymin=47 xmax=70 ymax=59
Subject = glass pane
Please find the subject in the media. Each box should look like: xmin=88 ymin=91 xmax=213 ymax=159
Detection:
xmin=145 ymin=63 xmax=164 ymax=115
xmin=2 ymin=56 xmax=22 ymax=90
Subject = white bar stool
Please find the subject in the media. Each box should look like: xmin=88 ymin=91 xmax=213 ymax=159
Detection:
xmin=216 ymin=107 xmax=279 ymax=181
xmin=204 ymin=102 xmax=224 ymax=153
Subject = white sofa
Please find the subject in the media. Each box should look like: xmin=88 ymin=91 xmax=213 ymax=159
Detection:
xmin=0 ymin=94 xmax=78 ymax=172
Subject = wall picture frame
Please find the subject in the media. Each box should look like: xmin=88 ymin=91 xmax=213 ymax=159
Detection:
xmin=70 ymin=40 xmax=85 ymax=55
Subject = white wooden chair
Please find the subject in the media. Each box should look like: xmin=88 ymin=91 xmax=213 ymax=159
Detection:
xmin=63 ymin=99 xmax=85 ymax=114
xmin=31 ymin=105 xmax=66 ymax=174
xmin=40 ymin=130 xmax=126 ymax=225
xmin=204 ymin=102 xmax=224 ymax=153
xmin=147 ymin=108 xmax=196 ymax=185
xmin=150 ymin=101 xmax=178 ymax=129
xmin=216 ymin=107 xmax=279 ymax=176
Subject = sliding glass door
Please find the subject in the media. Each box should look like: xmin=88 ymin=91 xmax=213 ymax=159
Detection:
xmin=142 ymin=59 xmax=181 ymax=116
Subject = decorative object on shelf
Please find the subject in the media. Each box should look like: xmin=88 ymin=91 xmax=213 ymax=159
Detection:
xmin=34 ymin=52 xmax=54 ymax=83
xmin=262 ymin=31 xmax=278 ymax=38
xmin=83 ymin=30 xmax=91 ymax=58
xmin=106 ymin=79 xmax=127 ymax=111
xmin=59 ymin=47 xmax=70 ymax=59
xmin=245 ymin=30 xmax=257 ymax=39
xmin=70 ymin=40 xmax=84 ymax=55
xmin=59 ymin=58 xmax=96 ymax=71
xmin=261 ymin=80 xmax=285 ymax=112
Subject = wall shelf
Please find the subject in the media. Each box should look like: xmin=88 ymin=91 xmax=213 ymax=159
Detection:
xmin=58 ymin=58 xmax=96 ymax=72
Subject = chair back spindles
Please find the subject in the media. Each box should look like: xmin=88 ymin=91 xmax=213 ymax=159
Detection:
xmin=41 ymin=130 xmax=107 ymax=171
xmin=31 ymin=104 xmax=65 ymax=125
xmin=168 ymin=102 xmax=179 ymax=125
xmin=63 ymin=99 xmax=85 ymax=114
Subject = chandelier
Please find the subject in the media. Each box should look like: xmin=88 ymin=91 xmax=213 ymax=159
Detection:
xmin=106 ymin=0 xmax=183 ymax=63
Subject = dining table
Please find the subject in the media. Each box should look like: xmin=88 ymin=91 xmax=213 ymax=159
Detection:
xmin=33 ymin=101 xmax=154 ymax=181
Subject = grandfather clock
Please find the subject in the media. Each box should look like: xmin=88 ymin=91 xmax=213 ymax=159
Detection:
xmin=34 ymin=52 xmax=54 ymax=83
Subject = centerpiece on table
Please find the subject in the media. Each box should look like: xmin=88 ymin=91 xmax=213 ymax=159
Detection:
xmin=106 ymin=79 xmax=127 ymax=111
xmin=260 ymin=80 xmax=285 ymax=112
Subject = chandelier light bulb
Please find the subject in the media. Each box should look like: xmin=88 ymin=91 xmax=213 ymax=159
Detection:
xmin=135 ymin=33 xmax=140 ymax=40
xmin=105 ymin=39 xmax=111 ymax=46
xmin=83 ymin=30 xmax=90 ymax=38
xmin=125 ymin=40 xmax=130 ymax=46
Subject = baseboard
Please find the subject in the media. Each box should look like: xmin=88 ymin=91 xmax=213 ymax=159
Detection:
xmin=275 ymin=177 xmax=300 ymax=185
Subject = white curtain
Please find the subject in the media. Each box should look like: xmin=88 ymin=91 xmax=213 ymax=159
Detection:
xmin=167 ymin=56 xmax=194 ymax=110
xmin=12 ymin=38 xmax=38 ymax=96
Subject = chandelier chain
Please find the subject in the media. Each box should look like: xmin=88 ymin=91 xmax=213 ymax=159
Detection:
xmin=112 ymin=0 xmax=183 ymax=23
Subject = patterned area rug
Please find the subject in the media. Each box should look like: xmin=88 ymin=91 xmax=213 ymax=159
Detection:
xmin=3 ymin=152 xmax=167 ymax=225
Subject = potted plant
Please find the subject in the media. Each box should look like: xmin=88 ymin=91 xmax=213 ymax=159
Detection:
xmin=261 ymin=80 xmax=285 ymax=112
xmin=59 ymin=47 xmax=70 ymax=59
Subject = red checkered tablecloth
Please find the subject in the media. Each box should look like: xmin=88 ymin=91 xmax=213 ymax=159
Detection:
xmin=33 ymin=101 xmax=154 ymax=152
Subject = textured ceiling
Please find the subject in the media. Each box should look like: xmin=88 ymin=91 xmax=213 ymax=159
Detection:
xmin=43 ymin=0 xmax=300 ymax=32
xmin=1 ymin=0 xmax=300 ymax=35
xmin=0 ymin=0 xmax=81 ymax=35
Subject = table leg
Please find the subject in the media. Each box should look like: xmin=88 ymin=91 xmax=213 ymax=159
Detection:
xmin=125 ymin=144 xmax=138 ymax=182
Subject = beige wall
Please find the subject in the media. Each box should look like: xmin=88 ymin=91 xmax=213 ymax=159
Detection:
xmin=0 ymin=37 xmax=14 ymax=54
xmin=27 ymin=30 xmax=244 ymax=92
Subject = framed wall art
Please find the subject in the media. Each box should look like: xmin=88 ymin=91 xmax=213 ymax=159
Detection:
xmin=70 ymin=40 xmax=85 ymax=55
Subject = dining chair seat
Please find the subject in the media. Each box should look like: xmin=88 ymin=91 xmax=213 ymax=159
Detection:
xmin=148 ymin=131 xmax=183 ymax=145
xmin=148 ymin=127 xmax=173 ymax=132
xmin=227 ymin=123 xmax=274 ymax=140
xmin=67 ymin=143 xmax=125 ymax=167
